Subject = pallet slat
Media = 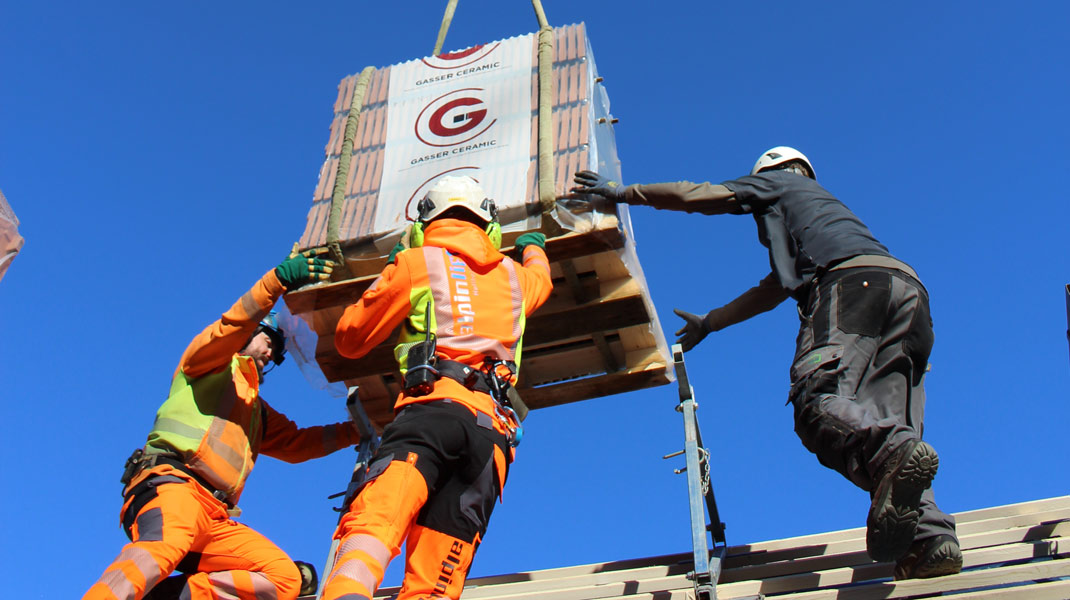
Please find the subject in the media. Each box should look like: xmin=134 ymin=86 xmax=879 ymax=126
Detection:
xmin=285 ymin=227 xmax=627 ymax=316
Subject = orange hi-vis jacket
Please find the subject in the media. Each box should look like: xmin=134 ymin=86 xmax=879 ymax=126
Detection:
xmin=335 ymin=219 xmax=553 ymax=424
xmin=132 ymin=269 xmax=359 ymax=506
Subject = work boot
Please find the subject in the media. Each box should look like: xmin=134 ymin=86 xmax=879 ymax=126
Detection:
xmin=866 ymin=439 xmax=939 ymax=562
xmin=894 ymin=534 xmax=963 ymax=580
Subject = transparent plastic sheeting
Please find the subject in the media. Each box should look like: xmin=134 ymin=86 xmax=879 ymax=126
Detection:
xmin=286 ymin=23 xmax=674 ymax=395
xmin=277 ymin=302 xmax=348 ymax=399
xmin=581 ymin=32 xmax=673 ymax=384
xmin=298 ymin=24 xmax=617 ymax=260
xmin=0 ymin=189 xmax=23 ymax=283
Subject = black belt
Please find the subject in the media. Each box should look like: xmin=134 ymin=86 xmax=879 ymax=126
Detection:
xmin=435 ymin=358 xmax=527 ymax=424
xmin=436 ymin=359 xmax=495 ymax=395
xmin=134 ymin=455 xmax=232 ymax=506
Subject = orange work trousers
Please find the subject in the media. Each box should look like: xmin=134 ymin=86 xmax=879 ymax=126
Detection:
xmin=322 ymin=401 xmax=510 ymax=600
xmin=84 ymin=474 xmax=300 ymax=600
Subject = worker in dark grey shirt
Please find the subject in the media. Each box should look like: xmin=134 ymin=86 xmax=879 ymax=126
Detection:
xmin=569 ymin=147 xmax=961 ymax=580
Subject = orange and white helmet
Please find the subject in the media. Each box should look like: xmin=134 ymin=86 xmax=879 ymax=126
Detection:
xmin=751 ymin=146 xmax=816 ymax=179
xmin=417 ymin=175 xmax=498 ymax=224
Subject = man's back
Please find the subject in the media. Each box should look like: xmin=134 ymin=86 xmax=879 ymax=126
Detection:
xmin=723 ymin=170 xmax=892 ymax=295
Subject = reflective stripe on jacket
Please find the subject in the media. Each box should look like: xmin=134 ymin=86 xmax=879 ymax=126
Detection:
xmin=140 ymin=268 xmax=359 ymax=505
xmin=335 ymin=219 xmax=553 ymax=420
xmin=145 ymin=354 xmax=261 ymax=501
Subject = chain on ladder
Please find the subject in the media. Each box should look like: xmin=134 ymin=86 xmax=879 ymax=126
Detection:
xmin=698 ymin=446 xmax=712 ymax=498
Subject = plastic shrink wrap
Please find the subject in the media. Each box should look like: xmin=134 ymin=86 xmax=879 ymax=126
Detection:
xmin=0 ymin=189 xmax=23 ymax=284
xmin=284 ymin=24 xmax=672 ymax=427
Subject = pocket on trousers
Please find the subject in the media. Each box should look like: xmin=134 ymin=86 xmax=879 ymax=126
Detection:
xmin=836 ymin=271 xmax=892 ymax=337
xmin=788 ymin=345 xmax=844 ymax=405
xmin=904 ymin=294 xmax=935 ymax=385
xmin=791 ymin=345 xmax=844 ymax=381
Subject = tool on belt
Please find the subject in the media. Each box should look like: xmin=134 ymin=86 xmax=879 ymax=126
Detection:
xmin=120 ymin=447 xmax=236 ymax=511
xmin=403 ymin=301 xmax=440 ymax=397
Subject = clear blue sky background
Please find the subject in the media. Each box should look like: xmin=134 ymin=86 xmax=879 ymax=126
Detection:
xmin=2 ymin=2 xmax=1068 ymax=598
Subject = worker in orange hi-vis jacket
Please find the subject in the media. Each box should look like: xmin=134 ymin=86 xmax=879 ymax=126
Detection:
xmin=84 ymin=249 xmax=361 ymax=600
xmin=322 ymin=175 xmax=553 ymax=600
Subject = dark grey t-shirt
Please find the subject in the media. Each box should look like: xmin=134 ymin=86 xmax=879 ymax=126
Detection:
xmin=722 ymin=170 xmax=891 ymax=298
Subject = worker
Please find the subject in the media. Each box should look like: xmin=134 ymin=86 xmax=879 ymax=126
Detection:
xmin=569 ymin=148 xmax=962 ymax=580
xmin=321 ymin=175 xmax=553 ymax=600
xmin=84 ymin=249 xmax=362 ymax=600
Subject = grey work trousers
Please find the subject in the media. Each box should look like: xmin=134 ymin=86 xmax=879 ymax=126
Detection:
xmin=789 ymin=266 xmax=956 ymax=543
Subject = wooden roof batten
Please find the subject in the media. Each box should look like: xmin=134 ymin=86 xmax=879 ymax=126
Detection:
xmin=363 ymin=495 xmax=1068 ymax=600
xmin=295 ymin=341 xmax=1069 ymax=600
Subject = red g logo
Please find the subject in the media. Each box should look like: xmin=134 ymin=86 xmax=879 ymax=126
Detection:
xmin=415 ymin=88 xmax=496 ymax=147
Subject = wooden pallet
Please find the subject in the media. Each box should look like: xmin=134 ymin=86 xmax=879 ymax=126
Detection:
xmin=283 ymin=217 xmax=672 ymax=430
xmin=364 ymin=495 xmax=1065 ymax=600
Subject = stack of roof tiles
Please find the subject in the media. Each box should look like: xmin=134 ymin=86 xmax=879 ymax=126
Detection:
xmin=298 ymin=23 xmax=599 ymax=252
xmin=283 ymin=23 xmax=673 ymax=430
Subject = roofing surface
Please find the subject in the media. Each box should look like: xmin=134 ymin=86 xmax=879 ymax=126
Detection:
xmin=331 ymin=495 xmax=1070 ymax=600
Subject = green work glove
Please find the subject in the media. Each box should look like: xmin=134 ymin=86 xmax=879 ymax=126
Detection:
xmin=275 ymin=247 xmax=335 ymax=290
xmin=570 ymin=170 xmax=625 ymax=202
xmin=513 ymin=232 xmax=546 ymax=257
xmin=673 ymin=308 xmax=714 ymax=352
xmin=386 ymin=240 xmax=406 ymax=265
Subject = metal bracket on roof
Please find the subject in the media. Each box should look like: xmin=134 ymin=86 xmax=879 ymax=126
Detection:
xmin=316 ymin=387 xmax=382 ymax=599
xmin=666 ymin=344 xmax=728 ymax=600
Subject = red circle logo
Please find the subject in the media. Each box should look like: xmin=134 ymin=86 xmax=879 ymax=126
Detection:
xmin=415 ymin=88 xmax=496 ymax=148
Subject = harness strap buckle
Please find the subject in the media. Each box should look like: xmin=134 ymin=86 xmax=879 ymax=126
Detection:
xmin=435 ymin=357 xmax=528 ymax=446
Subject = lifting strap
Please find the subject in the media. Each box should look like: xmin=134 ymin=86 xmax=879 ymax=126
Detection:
xmin=432 ymin=0 xmax=561 ymax=236
xmin=328 ymin=2 xmax=561 ymax=272
xmin=326 ymin=65 xmax=376 ymax=279
xmin=532 ymin=0 xmax=562 ymax=236
xmin=432 ymin=0 xmax=459 ymax=56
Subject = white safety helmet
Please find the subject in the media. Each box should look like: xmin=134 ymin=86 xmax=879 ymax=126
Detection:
xmin=417 ymin=175 xmax=498 ymax=224
xmin=751 ymin=146 xmax=816 ymax=179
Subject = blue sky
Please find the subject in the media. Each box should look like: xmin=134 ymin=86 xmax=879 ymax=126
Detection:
xmin=2 ymin=2 xmax=1068 ymax=598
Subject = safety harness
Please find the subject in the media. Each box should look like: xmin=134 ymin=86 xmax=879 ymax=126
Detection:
xmin=434 ymin=358 xmax=527 ymax=447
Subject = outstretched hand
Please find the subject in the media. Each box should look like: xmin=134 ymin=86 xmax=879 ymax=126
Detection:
xmin=275 ymin=247 xmax=335 ymax=290
xmin=566 ymin=170 xmax=625 ymax=202
xmin=673 ymin=308 xmax=712 ymax=352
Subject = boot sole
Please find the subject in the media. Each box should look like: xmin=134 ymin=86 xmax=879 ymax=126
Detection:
xmin=912 ymin=543 xmax=964 ymax=579
xmin=867 ymin=441 xmax=939 ymax=562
